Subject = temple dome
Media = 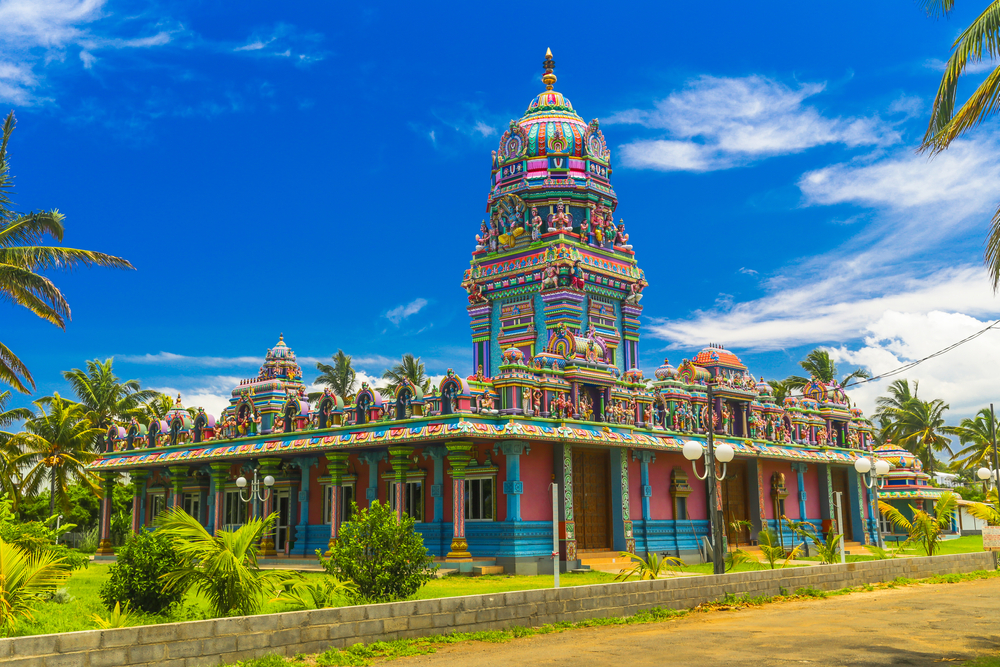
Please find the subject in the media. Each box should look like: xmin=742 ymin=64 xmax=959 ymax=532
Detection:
xmin=693 ymin=345 xmax=746 ymax=369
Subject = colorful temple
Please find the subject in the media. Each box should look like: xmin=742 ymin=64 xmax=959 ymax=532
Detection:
xmin=90 ymin=51 xmax=893 ymax=572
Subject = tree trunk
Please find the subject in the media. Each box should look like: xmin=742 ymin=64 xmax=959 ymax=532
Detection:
xmin=48 ymin=468 xmax=56 ymax=518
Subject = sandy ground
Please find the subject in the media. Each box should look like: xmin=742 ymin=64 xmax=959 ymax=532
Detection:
xmin=393 ymin=578 xmax=1000 ymax=666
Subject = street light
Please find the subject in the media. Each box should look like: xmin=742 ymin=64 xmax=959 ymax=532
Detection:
xmin=977 ymin=467 xmax=998 ymax=489
xmin=236 ymin=469 xmax=274 ymax=503
xmin=683 ymin=382 xmax=731 ymax=575
xmin=854 ymin=456 xmax=889 ymax=549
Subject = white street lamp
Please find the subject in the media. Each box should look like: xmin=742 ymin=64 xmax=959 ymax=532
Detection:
xmin=855 ymin=456 xmax=889 ymax=549
xmin=684 ymin=440 xmax=733 ymax=482
xmin=237 ymin=469 xmax=274 ymax=503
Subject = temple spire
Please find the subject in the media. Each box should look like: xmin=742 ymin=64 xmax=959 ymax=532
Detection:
xmin=542 ymin=48 xmax=556 ymax=91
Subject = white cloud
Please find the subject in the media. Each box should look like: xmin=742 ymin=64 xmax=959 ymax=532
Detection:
xmin=800 ymin=136 xmax=1000 ymax=215
xmin=831 ymin=311 xmax=1000 ymax=420
xmin=648 ymin=266 xmax=1000 ymax=352
xmin=610 ymin=75 xmax=898 ymax=172
xmin=472 ymin=121 xmax=496 ymax=137
xmin=117 ymin=352 xmax=262 ymax=367
xmin=738 ymin=267 xmax=758 ymax=276
xmin=924 ymin=58 xmax=997 ymax=75
xmin=385 ymin=298 xmax=428 ymax=325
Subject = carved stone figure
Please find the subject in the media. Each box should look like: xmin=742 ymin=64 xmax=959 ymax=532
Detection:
xmin=541 ymin=265 xmax=559 ymax=290
xmin=547 ymin=200 xmax=573 ymax=232
xmin=530 ymin=207 xmax=543 ymax=241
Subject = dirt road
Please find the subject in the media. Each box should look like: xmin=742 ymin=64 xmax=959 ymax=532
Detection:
xmin=396 ymin=578 xmax=1000 ymax=666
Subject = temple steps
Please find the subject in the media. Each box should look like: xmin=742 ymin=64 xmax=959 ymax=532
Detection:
xmin=577 ymin=551 xmax=633 ymax=573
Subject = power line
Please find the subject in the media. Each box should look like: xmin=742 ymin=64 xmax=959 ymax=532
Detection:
xmin=778 ymin=317 xmax=1000 ymax=400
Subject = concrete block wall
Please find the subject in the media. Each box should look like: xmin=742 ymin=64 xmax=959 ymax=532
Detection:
xmin=1 ymin=552 xmax=992 ymax=667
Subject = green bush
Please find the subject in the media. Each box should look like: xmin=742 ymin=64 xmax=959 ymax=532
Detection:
xmin=320 ymin=500 xmax=435 ymax=604
xmin=0 ymin=496 xmax=88 ymax=570
xmin=99 ymin=530 xmax=184 ymax=614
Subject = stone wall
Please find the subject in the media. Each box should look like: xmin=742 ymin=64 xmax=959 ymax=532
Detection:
xmin=2 ymin=552 xmax=993 ymax=667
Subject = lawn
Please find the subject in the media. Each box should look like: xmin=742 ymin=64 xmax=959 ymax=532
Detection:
xmin=12 ymin=564 xmax=620 ymax=638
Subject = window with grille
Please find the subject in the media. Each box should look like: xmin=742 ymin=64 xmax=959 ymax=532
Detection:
xmin=323 ymin=484 xmax=356 ymax=524
xmin=388 ymin=481 xmax=424 ymax=522
xmin=224 ymin=490 xmax=247 ymax=529
xmin=464 ymin=477 xmax=495 ymax=521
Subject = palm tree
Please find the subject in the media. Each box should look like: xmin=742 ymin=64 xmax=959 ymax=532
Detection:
xmin=944 ymin=408 xmax=1000 ymax=470
xmin=873 ymin=379 xmax=919 ymax=428
xmin=154 ymin=507 xmax=289 ymax=618
xmin=380 ymin=353 xmax=432 ymax=396
xmin=0 ymin=390 xmax=32 ymax=503
xmin=314 ymin=350 xmax=358 ymax=400
xmin=0 ymin=111 xmax=134 ymax=393
xmin=0 ymin=538 xmax=71 ymax=635
xmin=918 ymin=1 xmax=1000 ymax=289
xmin=784 ymin=349 xmax=870 ymax=390
xmin=767 ymin=379 xmax=792 ymax=406
xmin=62 ymin=358 xmax=158 ymax=452
xmin=139 ymin=392 xmax=176 ymax=422
xmin=890 ymin=398 xmax=954 ymax=474
xmin=12 ymin=393 xmax=102 ymax=516
xmin=879 ymin=491 xmax=958 ymax=557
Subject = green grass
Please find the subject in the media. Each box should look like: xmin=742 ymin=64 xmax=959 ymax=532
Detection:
xmin=224 ymin=569 xmax=1000 ymax=667
xmin=963 ymin=653 xmax=1000 ymax=666
xmin=11 ymin=565 xmax=620 ymax=637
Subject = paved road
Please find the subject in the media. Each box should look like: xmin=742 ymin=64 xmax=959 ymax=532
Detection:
xmin=395 ymin=578 xmax=1000 ymax=666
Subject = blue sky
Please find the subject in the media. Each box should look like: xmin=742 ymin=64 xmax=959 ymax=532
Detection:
xmin=3 ymin=0 xmax=1000 ymax=421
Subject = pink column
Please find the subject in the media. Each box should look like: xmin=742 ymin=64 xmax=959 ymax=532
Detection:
xmin=210 ymin=463 xmax=229 ymax=534
xmin=446 ymin=441 xmax=473 ymax=560
xmin=130 ymin=471 xmax=148 ymax=534
xmin=325 ymin=452 xmax=349 ymax=553
xmin=96 ymin=474 xmax=115 ymax=556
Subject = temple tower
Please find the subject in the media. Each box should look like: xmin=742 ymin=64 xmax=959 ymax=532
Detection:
xmin=462 ymin=49 xmax=646 ymax=380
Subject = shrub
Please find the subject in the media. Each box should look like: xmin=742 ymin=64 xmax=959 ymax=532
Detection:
xmin=0 ymin=495 xmax=87 ymax=570
xmin=155 ymin=507 xmax=291 ymax=618
xmin=0 ymin=538 xmax=71 ymax=636
xmin=77 ymin=525 xmax=99 ymax=553
xmin=99 ymin=529 xmax=185 ymax=614
xmin=321 ymin=500 xmax=435 ymax=604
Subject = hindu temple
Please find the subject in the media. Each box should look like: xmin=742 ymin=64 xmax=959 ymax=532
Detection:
xmin=89 ymin=50 xmax=887 ymax=573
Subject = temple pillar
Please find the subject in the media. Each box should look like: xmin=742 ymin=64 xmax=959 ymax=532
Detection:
xmin=633 ymin=450 xmax=655 ymax=555
xmin=96 ymin=473 xmax=115 ymax=556
xmin=746 ymin=458 xmax=763 ymax=535
xmin=388 ymin=446 xmax=415 ymax=520
xmin=357 ymin=450 xmax=386 ymax=507
xmin=169 ymin=465 xmax=187 ymax=510
xmin=818 ymin=464 xmax=835 ymax=535
xmin=293 ymin=456 xmax=317 ymax=555
xmin=446 ymin=441 xmax=474 ymax=560
xmin=847 ymin=469 xmax=867 ymax=544
xmin=498 ymin=440 xmax=528 ymax=522
xmin=258 ymin=457 xmax=282 ymax=556
xmin=130 ymin=470 xmax=148 ymax=534
xmin=325 ymin=452 xmax=349 ymax=553
xmin=209 ymin=462 xmax=229 ymax=534
xmin=790 ymin=462 xmax=808 ymax=522
xmin=422 ymin=445 xmax=448 ymax=523
xmin=554 ymin=443 xmax=577 ymax=568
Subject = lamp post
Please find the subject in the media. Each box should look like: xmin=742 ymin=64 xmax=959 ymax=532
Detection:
xmin=854 ymin=456 xmax=889 ymax=549
xmin=976 ymin=466 xmax=997 ymax=489
xmin=236 ymin=469 xmax=274 ymax=506
xmin=683 ymin=383 xmax=734 ymax=575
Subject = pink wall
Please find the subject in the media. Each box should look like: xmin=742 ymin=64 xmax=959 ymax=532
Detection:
xmin=628 ymin=454 xmax=643 ymax=520
xmin=520 ymin=441 xmax=553 ymax=521
xmin=804 ymin=465 xmax=822 ymax=519
xmin=646 ymin=454 xmax=673 ymax=520
xmin=759 ymin=459 xmax=790 ymax=520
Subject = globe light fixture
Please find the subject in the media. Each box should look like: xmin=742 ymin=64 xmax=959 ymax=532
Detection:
xmin=238 ymin=469 xmax=273 ymax=503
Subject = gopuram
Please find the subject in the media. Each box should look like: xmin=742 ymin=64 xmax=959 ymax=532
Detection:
xmin=89 ymin=50 xmax=881 ymax=573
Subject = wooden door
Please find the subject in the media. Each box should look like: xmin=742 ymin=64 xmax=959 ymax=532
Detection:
xmin=831 ymin=469 xmax=853 ymax=538
xmin=723 ymin=461 xmax=750 ymax=545
xmin=573 ymin=449 xmax=611 ymax=551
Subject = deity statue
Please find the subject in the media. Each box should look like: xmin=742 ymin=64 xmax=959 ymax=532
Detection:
xmin=817 ymin=427 xmax=829 ymax=446
xmin=616 ymin=221 xmax=631 ymax=250
xmin=643 ymin=403 xmax=652 ymax=425
xmin=547 ymin=200 xmax=573 ymax=232
xmin=571 ymin=261 xmax=586 ymax=290
xmin=488 ymin=218 xmax=500 ymax=253
xmin=579 ymin=210 xmax=590 ymax=243
xmin=522 ymin=389 xmax=531 ymax=415
xmin=466 ymin=281 xmax=486 ymax=304
xmin=541 ymin=265 xmax=559 ymax=290
xmin=624 ymin=280 xmax=645 ymax=305
xmin=532 ymin=388 xmax=542 ymax=415
xmin=475 ymin=220 xmax=489 ymax=251
xmin=530 ymin=207 xmax=543 ymax=241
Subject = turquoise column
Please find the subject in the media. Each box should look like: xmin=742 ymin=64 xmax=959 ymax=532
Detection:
xmin=293 ymin=456 xmax=317 ymax=555
xmin=422 ymin=445 xmax=448 ymax=523
xmin=632 ymin=450 xmax=654 ymax=555
xmin=497 ymin=441 xmax=529 ymax=521
xmin=357 ymin=450 xmax=386 ymax=507
xmin=790 ymin=462 xmax=809 ymax=552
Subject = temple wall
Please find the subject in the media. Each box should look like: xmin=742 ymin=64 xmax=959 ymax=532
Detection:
xmin=647 ymin=455 xmax=675 ymax=520
xmin=628 ymin=454 xmax=643 ymax=520
xmin=520 ymin=441 xmax=553 ymax=521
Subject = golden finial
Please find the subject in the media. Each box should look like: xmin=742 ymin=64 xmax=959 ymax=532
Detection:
xmin=542 ymin=48 xmax=556 ymax=91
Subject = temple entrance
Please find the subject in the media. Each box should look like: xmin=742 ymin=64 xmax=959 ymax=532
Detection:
xmin=722 ymin=460 xmax=750 ymax=545
xmin=274 ymin=489 xmax=291 ymax=552
xmin=832 ymin=468 xmax=853 ymax=539
xmin=572 ymin=448 xmax=611 ymax=551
